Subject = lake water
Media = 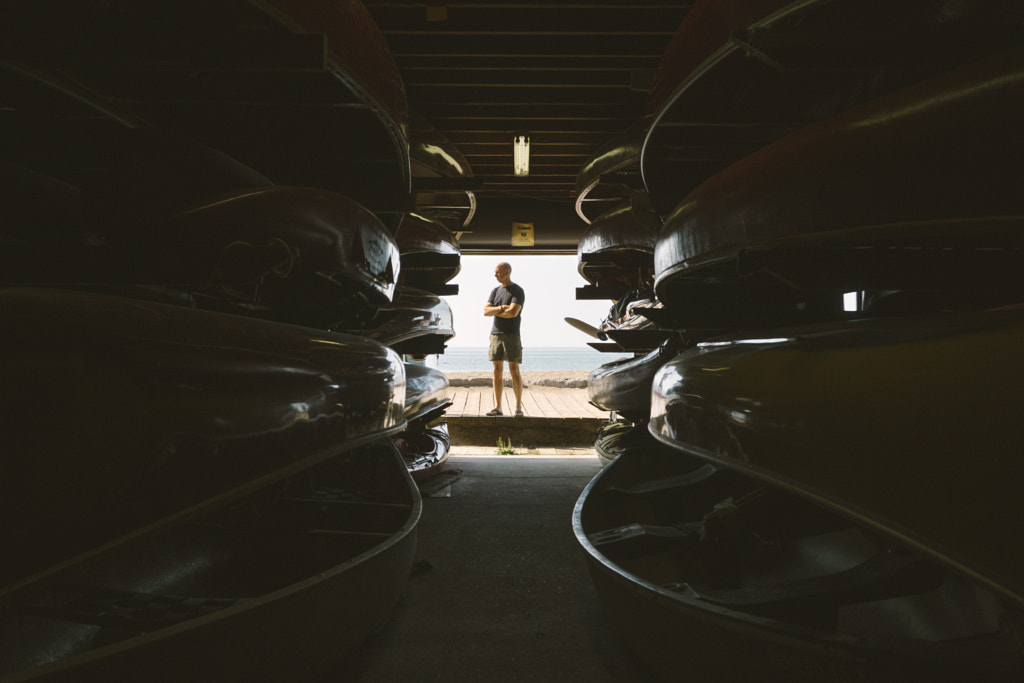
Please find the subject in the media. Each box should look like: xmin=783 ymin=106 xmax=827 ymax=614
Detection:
xmin=423 ymin=346 xmax=631 ymax=373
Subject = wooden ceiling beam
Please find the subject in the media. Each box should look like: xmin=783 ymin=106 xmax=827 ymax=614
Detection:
xmin=384 ymin=33 xmax=674 ymax=57
xmin=366 ymin=4 xmax=691 ymax=33
xmin=401 ymin=69 xmax=635 ymax=87
xmin=395 ymin=55 xmax=661 ymax=70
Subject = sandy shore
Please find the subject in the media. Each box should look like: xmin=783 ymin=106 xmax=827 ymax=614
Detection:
xmin=445 ymin=370 xmax=590 ymax=388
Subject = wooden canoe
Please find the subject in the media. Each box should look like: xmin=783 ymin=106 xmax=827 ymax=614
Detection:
xmin=575 ymin=444 xmax=1024 ymax=681
xmin=648 ymin=309 xmax=1024 ymax=608
xmin=1 ymin=287 xmax=406 ymax=588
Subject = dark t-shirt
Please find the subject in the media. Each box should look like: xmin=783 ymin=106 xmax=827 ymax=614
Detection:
xmin=488 ymin=283 xmax=525 ymax=335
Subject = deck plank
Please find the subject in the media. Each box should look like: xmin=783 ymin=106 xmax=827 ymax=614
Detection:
xmin=521 ymin=390 xmax=542 ymax=417
xmin=546 ymin=388 xmax=577 ymax=417
xmin=569 ymin=390 xmax=602 ymax=416
xmin=445 ymin=387 xmax=467 ymax=415
xmin=531 ymin=389 xmax=559 ymax=417
xmin=469 ymin=389 xmax=484 ymax=416
xmin=444 ymin=386 xmax=607 ymax=419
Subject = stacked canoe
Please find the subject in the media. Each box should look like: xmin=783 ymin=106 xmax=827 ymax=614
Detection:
xmin=0 ymin=1 xmax=469 ymax=678
xmin=575 ymin=2 xmax=1024 ymax=679
xmin=0 ymin=288 xmax=418 ymax=681
xmin=571 ymin=121 xmax=679 ymax=441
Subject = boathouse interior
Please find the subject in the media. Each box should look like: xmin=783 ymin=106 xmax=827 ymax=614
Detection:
xmin=4 ymin=1 xmax=1024 ymax=681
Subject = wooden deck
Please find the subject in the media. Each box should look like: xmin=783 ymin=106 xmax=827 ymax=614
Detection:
xmin=443 ymin=385 xmax=607 ymax=419
xmin=440 ymin=384 xmax=610 ymax=447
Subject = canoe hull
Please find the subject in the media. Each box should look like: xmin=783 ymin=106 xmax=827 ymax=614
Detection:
xmin=397 ymin=421 xmax=452 ymax=483
xmin=649 ymin=310 xmax=1024 ymax=605
xmin=1 ymin=444 xmax=421 ymax=682
xmin=396 ymin=213 xmax=462 ymax=295
xmin=6 ymin=0 xmax=411 ymax=231
xmin=574 ymin=118 xmax=648 ymax=225
xmin=410 ymin=113 xmax=476 ymax=232
xmin=587 ymin=340 xmax=677 ymax=418
xmin=2 ymin=287 xmax=406 ymax=585
xmin=593 ymin=420 xmax=654 ymax=467
xmin=161 ymin=186 xmax=400 ymax=316
xmin=403 ymin=362 xmax=452 ymax=424
xmin=353 ymin=285 xmax=455 ymax=356
xmin=576 ymin=200 xmax=658 ymax=298
xmin=575 ymin=445 xmax=1024 ymax=682
xmin=654 ymin=47 xmax=1024 ymax=317
xmin=643 ymin=0 xmax=1024 ymax=216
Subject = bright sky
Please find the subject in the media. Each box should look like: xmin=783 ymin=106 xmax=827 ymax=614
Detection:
xmin=443 ymin=254 xmax=614 ymax=348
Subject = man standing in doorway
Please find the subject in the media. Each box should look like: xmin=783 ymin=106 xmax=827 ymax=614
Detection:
xmin=483 ymin=261 xmax=525 ymax=416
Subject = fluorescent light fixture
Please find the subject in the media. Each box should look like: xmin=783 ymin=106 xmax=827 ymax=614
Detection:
xmin=513 ymin=133 xmax=530 ymax=176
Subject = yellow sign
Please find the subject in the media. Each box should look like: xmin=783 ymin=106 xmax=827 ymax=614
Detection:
xmin=512 ymin=222 xmax=534 ymax=247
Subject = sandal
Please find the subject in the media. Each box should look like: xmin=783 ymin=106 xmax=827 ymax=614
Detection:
xmin=486 ymin=408 xmax=503 ymax=416
xmin=514 ymin=409 xmax=524 ymax=417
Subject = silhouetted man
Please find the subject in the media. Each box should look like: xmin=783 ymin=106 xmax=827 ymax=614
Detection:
xmin=482 ymin=261 xmax=524 ymax=416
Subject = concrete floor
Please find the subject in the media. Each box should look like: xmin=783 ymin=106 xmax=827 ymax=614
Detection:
xmin=329 ymin=455 xmax=654 ymax=682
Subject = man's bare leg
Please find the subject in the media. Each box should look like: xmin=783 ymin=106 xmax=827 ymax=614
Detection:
xmin=492 ymin=360 xmax=505 ymax=413
xmin=509 ymin=361 xmax=523 ymax=414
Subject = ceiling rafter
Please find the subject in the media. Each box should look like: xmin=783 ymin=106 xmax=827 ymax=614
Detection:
xmin=362 ymin=0 xmax=692 ymax=247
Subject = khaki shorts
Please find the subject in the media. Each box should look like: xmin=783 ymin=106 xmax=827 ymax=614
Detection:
xmin=488 ymin=334 xmax=522 ymax=363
